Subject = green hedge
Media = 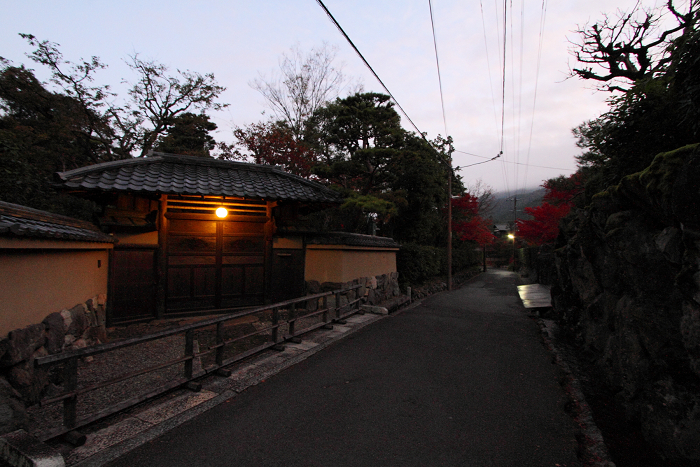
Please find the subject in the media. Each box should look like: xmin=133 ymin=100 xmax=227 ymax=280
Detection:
xmin=397 ymin=243 xmax=479 ymax=286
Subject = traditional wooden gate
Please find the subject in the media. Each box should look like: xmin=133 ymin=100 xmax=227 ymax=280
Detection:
xmin=164 ymin=197 xmax=270 ymax=315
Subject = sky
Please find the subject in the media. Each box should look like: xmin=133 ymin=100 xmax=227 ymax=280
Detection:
xmin=0 ymin=0 xmax=668 ymax=194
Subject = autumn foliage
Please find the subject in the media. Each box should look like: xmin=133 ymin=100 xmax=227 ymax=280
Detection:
xmin=232 ymin=122 xmax=317 ymax=178
xmin=452 ymin=193 xmax=495 ymax=245
xmin=516 ymin=173 xmax=582 ymax=245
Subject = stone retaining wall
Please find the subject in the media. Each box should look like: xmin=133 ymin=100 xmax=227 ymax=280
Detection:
xmin=0 ymin=295 xmax=107 ymax=434
xmin=305 ymin=272 xmax=401 ymax=310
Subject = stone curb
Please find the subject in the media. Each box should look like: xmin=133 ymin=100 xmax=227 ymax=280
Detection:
xmin=0 ymin=430 xmax=65 ymax=467
xmin=538 ymin=319 xmax=616 ymax=467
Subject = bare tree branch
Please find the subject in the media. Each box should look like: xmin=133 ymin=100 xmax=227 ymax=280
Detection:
xmin=567 ymin=0 xmax=698 ymax=92
xmin=250 ymin=43 xmax=358 ymax=139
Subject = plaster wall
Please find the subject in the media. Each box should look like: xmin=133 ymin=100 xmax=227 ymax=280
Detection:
xmin=0 ymin=248 xmax=109 ymax=336
xmin=305 ymin=246 xmax=397 ymax=283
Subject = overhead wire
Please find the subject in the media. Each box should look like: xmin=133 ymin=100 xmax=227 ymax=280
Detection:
xmin=453 ymin=150 xmax=570 ymax=171
xmin=522 ymin=0 xmax=549 ymax=191
xmin=499 ymin=0 xmax=511 ymax=197
xmin=314 ymin=0 xmax=425 ymax=141
xmin=428 ymin=0 xmax=449 ymax=139
xmin=479 ymin=0 xmax=501 ymax=147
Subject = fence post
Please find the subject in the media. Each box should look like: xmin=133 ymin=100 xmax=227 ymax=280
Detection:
xmin=184 ymin=330 xmax=194 ymax=379
xmin=334 ymin=292 xmax=347 ymax=324
xmin=214 ymin=322 xmax=231 ymax=377
xmin=322 ymin=295 xmax=333 ymax=329
xmin=62 ymin=357 xmax=78 ymax=430
xmin=271 ymin=307 xmax=285 ymax=351
xmin=287 ymin=303 xmax=302 ymax=344
xmin=183 ymin=330 xmax=202 ymax=391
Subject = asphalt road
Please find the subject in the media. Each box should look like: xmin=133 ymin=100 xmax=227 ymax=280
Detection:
xmin=106 ymin=270 xmax=581 ymax=467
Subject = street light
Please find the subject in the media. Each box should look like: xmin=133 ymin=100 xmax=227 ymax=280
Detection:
xmin=507 ymin=233 xmax=516 ymax=269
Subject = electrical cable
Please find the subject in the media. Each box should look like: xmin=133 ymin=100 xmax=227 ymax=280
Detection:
xmin=314 ymin=0 xmax=425 ymax=141
xmin=453 ymin=150 xmax=570 ymax=171
xmin=479 ymin=0 xmax=501 ymax=145
xmin=522 ymin=0 xmax=548 ymax=191
xmin=428 ymin=0 xmax=449 ymax=139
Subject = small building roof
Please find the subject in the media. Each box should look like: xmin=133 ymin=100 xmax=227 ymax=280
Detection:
xmin=56 ymin=152 xmax=343 ymax=203
xmin=0 ymin=201 xmax=115 ymax=243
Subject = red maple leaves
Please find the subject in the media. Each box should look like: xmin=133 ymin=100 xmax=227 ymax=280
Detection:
xmin=452 ymin=193 xmax=496 ymax=245
xmin=232 ymin=122 xmax=316 ymax=178
xmin=516 ymin=173 xmax=582 ymax=246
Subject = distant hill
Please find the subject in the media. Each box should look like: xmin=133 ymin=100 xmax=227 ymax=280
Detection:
xmin=486 ymin=188 xmax=545 ymax=225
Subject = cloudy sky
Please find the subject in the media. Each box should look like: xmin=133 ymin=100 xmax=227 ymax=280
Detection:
xmin=0 ymin=0 xmax=666 ymax=194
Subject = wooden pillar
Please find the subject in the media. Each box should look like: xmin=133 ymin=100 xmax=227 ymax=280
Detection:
xmin=156 ymin=194 xmax=168 ymax=319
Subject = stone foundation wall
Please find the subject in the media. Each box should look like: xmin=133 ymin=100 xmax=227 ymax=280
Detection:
xmin=0 ymin=295 xmax=107 ymax=434
xmin=305 ymin=272 xmax=401 ymax=310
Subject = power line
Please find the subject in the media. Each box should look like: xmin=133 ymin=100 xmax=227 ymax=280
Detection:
xmin=428 ymin=0 xmax=449 ymax=139
xmin=453 ymin=150 xmax=571 ymax=171
xmin=314 ymin=0 xmax=425 ymax=140
xmin=522 ymin=0 xmax=548 ymax=191
xmin=500 ymin=0 xmax=508 ymax=154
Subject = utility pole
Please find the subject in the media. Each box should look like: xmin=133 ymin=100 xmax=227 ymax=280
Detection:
xmin=447 ymin=161 xmax=452 ymax=291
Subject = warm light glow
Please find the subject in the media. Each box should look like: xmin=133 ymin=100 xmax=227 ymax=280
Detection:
xmin=507 ymin=234 xmax=515 ymax=240
xmin=215 ymin=207 xmax=228 ymax=218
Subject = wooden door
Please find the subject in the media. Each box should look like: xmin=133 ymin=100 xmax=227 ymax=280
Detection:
xmin=165 ymin=218 xmax=267 ymax=314
xmin=110 ymin=248 xmax=157 ymax=324
xmin=269 ymin=249 xmax=305 ymax=303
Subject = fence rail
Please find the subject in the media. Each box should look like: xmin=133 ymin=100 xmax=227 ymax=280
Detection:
xmin=34 ymin=284 xmax=364 ymax=442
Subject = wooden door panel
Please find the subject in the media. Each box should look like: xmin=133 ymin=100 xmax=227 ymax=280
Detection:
xmin=110 ymin=249 xmax=157 ymax=324
xmin=166 ymin=218 xmax=268 ymax=314
xmin=221 ymin=266 xmax=244 ymax=296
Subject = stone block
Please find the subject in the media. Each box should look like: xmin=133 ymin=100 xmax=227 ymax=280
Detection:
xmin=358 ymin=285 xmax=367 ymax=299
xmin=366 ymin=288 xmax=377 ymax=305
xmin=655 ymin=227 xmax=683 ymax=264
xmin=85 ymin=326 xmax=107 ymax=346
xmin=1 ymin=325 xmax=46 ymax=367
xmin=361 ymin=305 xmax=388 ymax=315
xmin=60 ymin=309 xmax=72 ymax=332
xmin=0 ymin=379 xmax=28 ymax=435
xmin=97 ymin=294 xmax=107 ymax=306
xmin=42 ymin=313 xmax=65 ymax=355
xmin=95 ymin=305 xmax=106 ymax=327
xmin=306 ymin=280 xmax=321 ymax=295
xmin=7 ymin=360 xmax=48 ymax=406
xmin=368 ymin=276 xmax=377 ymax=289
xmin=67 ymin=305 xmax=88 ymax=337
xmin=321 ymin=282 xmax=343 ymax=292
xmin=0 ymin=429 xmax=64 ymax=467
xmin=85 ymin=298 xmax=96 ymax=313
xmin=84 ymin=310 xmax=98 ymax=328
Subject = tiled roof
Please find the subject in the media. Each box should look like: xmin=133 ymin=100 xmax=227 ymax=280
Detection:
xmin=305 ymin=232 xmax=399 ymax=249
xmin=0 ymin=202 xmax=115 ymax=243
xmin=56 ymin=153 xmax=343 ymax=203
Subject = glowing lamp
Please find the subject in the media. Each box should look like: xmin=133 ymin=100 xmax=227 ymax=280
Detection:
xmin=215 ymin=207 xmax=228 ymax=218
xmin=507 ymin=234 xmax=515 ymax=240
